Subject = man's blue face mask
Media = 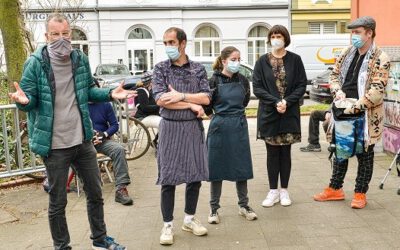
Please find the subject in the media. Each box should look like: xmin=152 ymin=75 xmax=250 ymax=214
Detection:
xmin=351 ymin=34 xmax=366 ymax=49
xmin=165 ymin=46 xmax=180 ymax=61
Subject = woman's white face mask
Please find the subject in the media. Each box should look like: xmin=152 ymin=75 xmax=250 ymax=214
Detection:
xmin=271 ymin=39 xmax=285 ymax=50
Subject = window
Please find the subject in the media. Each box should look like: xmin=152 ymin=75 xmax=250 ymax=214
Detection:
xmin=247 ymin=25 xmax=269 ymax=66
xmin=194 ymin=25 xmax=220 ymax=57
xmin=128 ymin=28 xmax=152 ymax=39
xmin=126 ymin=26 xmax=154 ymax=73
xmin=308 ymin=22 xmax=336 ymax=34
xmin=71 ymin=29 xmax=88 ymax=55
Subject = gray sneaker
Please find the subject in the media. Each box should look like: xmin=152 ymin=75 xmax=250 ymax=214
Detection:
xmin=239 ymin=206 xmax=257 ymax=221
xmin=300 ymin=144 xmax=321 ymax=152
xmin=115 ymin=187 xmax=133 ymax=206
xmin=208 ymin=209 xmax=220 ymax=224
xmin=160 ymin=224 xmax=174 ymax=245
xmin=182 ymin=217 xmax=208 ymax=236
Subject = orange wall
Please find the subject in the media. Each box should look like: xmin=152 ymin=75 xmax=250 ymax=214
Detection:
xmin=351 ymin=0 xmax=400 ymax=46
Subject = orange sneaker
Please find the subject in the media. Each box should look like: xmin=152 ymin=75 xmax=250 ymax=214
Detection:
xmin=313 ymin=187 xmax=345 ymax=201
xmin=351 ymin=193 xmax=367 ymax=209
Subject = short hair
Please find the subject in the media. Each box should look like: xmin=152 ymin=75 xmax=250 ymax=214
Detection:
xmin=164 ymin=27 xmax=187 ymax=43
xmin=365 ymin=28 xmax=376 ymax=39
xmin=45 ymin=13 xmax=70 ymax=32
xmin=267 ymin=25 xmax=291 ymax=48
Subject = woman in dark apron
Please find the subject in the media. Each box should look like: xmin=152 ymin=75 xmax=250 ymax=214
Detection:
xmin=205 ymin=46 xmax=256 ymax=224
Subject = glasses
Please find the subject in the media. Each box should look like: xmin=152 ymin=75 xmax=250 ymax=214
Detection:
xmin=49 ymin=30 xmax=71 ymax=39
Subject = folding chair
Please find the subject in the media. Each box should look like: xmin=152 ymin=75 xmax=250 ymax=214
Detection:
xmin=66 ymin=153 xmax=114 ymax=197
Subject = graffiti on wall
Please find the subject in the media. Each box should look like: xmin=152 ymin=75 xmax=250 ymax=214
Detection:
xmin=383 ymin=127 xmax=400 ymax=154
xmin=384 ymin=101 xmax=400 ymax=129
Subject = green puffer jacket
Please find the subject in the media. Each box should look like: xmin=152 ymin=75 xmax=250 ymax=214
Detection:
xmin=16 ymin=45 xmax=112 ymax=157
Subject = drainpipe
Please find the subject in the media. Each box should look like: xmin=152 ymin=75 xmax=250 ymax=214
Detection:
xmin=96 ymin=0 xmax=102 ymax=63
xmin=288 ymin=0 xmax=292 ymax=33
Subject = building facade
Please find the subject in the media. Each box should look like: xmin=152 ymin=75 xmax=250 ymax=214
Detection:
xmin=351 ymin=0 xmax=400 ymax=57
xmin=19 ymin=0 xmax=289 ymax=74
xmin=291 ymin=0 xmax=350 ymax=35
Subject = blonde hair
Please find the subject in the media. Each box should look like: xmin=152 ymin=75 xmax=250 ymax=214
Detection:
xmin=135 ymin=81 xmax=144 ymax=88
xmin=212 ymin=46 xmax=240 ymax=71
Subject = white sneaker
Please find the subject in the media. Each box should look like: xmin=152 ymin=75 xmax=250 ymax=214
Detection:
xmin=160 ymin=225 xmax=174 ymax=245
xmin=262 ymin=190 xmax=280 ymax=207
xmin=238 ymin=206 xmax=257 ymax=221
xmin=182 ymin=217 xmax=208 ymax=236
xmin=208 ymin=209 xmax=220 ymax=224
xmin=280 ymin=189 xmax=292 ymax=206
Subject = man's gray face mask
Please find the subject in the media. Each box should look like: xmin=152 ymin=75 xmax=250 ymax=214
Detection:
xmin=48 ymin=38 xmax=72 ymax=60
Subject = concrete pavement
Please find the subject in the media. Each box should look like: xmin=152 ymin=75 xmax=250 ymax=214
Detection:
xmin=1 ymin=116 xmax=400 ymax=249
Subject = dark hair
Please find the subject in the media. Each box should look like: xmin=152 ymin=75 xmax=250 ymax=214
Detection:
xmin=212 ymin=46 xmax=240 ymax=71
xmin=365 ymin=28 xmax=376 ymax=39
xmin=267 ymin=25 xmax=291 ymax=48
xmin=164 ymin=27 xmax=187 ymax=43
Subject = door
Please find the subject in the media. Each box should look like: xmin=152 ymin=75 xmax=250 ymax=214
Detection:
xmin=128 ymin=49 xmax=154 ymax=75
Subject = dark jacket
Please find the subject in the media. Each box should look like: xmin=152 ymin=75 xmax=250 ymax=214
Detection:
xmin=134 ymin=87 xmax=159 ymax=118
xmin=16 ymin=45 xmax=112 ymax=156
xmin=253 ymin=51 xmax=307 ymax=139
xmin=89 ymin=102 xmax=119 ymax=137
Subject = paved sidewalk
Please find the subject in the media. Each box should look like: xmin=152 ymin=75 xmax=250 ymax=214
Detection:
xmin=1 ymin=117 xmax=400 ymax=249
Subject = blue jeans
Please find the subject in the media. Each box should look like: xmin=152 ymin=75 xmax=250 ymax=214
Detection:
xmin=95 ymin=139 xmax=131 ymax=188
xmin=43 ymin=141 xmax=107 ymax=250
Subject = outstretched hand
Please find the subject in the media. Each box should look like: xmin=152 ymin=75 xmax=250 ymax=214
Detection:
xmin=8 ymin=82 xmax=29 ymax=105
xmin=111 ymin=80 xmax=137 ymax=100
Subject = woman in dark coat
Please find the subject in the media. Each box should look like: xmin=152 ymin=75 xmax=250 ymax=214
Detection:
xmin=206 ymin=46 xmax=256 ymax=224
xmin=253 ymin=25 xmax=307 ymax=208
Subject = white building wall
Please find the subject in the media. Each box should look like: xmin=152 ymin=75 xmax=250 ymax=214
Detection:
xmin=4 ymin=0 xmax=289 ymax=73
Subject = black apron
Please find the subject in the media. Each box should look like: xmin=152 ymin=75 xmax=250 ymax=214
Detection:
xmin=207 ymin=76 xmax=253 ymax=181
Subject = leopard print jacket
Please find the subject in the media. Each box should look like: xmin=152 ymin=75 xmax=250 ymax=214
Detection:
xmin=327 ymin=45 xmax=391 ymax=148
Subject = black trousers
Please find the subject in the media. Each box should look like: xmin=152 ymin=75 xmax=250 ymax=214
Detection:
xmin=161 ymin=182 xmax=201 ymax=222
xmin=308 ymin=110 xmax=329 ymax=145
xmin=266 ymin=144 xmax=292 ymax=189
xmin=329 ymin=145 xmax=375 ymax=193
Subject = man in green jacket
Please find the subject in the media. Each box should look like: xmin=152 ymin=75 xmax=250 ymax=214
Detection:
xmin=8 ymin=13 xmax=135 ymax=250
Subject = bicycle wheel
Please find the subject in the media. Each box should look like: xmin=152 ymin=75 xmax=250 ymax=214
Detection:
xmin=124 ymin=117 xmax=151 ymax=160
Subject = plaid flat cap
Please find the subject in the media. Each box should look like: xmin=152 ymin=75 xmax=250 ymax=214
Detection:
xmin=347 ymin=16 xmax=376 ymax=30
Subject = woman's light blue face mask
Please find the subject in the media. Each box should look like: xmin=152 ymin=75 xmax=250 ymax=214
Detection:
xmin=226 ymin=60 xmax=240 ymax=73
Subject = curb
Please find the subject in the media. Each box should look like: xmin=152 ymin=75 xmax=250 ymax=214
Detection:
xmin=0 ymin=177 xmax=42 ymax=189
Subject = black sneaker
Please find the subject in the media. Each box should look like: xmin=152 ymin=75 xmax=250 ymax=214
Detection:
xmin=300 ymin=144 xmax=321 ymax=152
xmin=92 ymin=236 xmax=126 ymax=250
xmin=115 ymin=187 xmax=133 ymax=206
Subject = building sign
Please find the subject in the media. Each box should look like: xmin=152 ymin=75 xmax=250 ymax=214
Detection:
xmin=25 ymin=12 xmax=85 ymax=21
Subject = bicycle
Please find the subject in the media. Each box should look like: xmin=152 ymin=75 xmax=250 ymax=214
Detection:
xmin=114 ymin=99 xmax=152 ymax=160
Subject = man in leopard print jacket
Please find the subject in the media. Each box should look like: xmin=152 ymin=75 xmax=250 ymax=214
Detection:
xmin=313 ymin=16 xmax=390 ymax=209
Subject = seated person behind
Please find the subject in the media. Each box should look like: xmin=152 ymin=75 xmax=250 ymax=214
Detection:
xmin=89 ymin=93 xmax=133 ymax=206
xmin=134 ymin=71 xmax=162 ymax=147
xmin=300 ymin=110 xmax=331 ymax=152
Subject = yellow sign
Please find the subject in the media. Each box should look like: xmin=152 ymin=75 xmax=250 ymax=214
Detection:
xmin=316 ymin=47 xmax=344 ymax=64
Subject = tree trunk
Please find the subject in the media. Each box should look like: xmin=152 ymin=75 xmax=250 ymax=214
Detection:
xmin=0 ymin=0 xmax=27 ymax=92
